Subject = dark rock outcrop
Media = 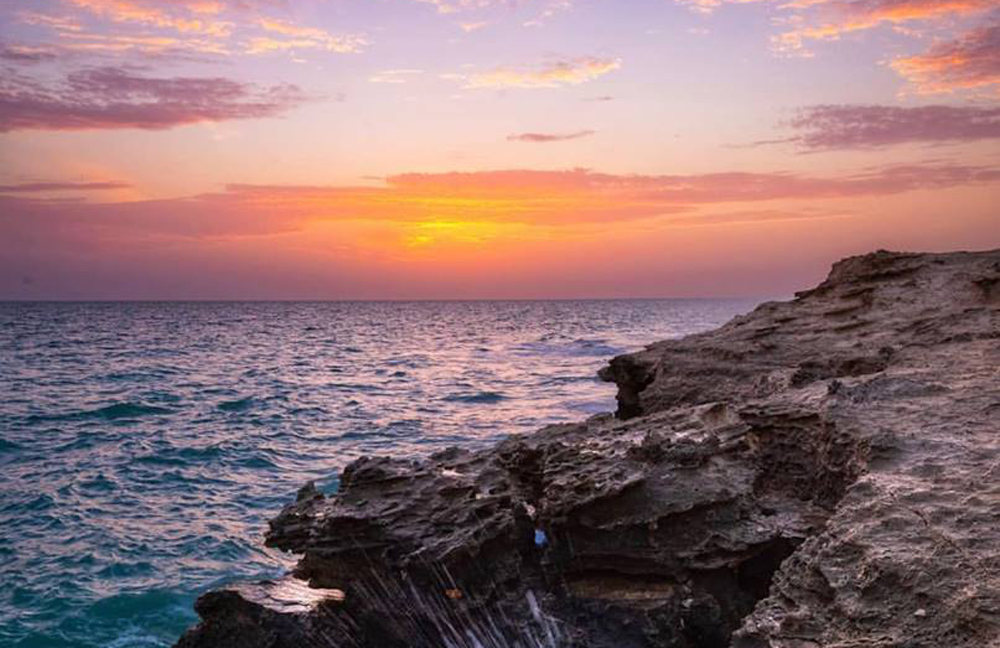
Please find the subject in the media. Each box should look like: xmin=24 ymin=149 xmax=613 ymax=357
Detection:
xmin=175 ymin=249 xmax=1000 ymax=648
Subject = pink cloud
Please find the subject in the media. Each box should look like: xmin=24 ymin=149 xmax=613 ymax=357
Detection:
xmin=0 ymin=66 xmax=309 ymax=131
xmin=384 ymin=164 xmax=1000 ymax=204
xmin=0 ymin=181 xmax=131 ymax=192
xmin=763 ymin=104 xmax=1000 ymax=149
xmin=507 ymin=130 xmax=595 ymax=143
xmin=0 ymin=44 xmax=59 ymax=63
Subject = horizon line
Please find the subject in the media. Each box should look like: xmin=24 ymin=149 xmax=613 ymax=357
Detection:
xmin=0 ymin=295 xmax=778 ymax=304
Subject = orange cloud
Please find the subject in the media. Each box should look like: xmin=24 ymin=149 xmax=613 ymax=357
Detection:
xmin=447 ymin=57 xmax=621 ymax=89
xmin=891 ymin=22 xmax=1000 ymax=95
xmin=774 ymin=0 xmax=995 ymax=54
xmin=248 ymin=19 xmax=367 ymax=54
xmin=679 ymin=0 xmax=995 ymax=55
xmin=63 ymin=0 xmax=234 ymax=36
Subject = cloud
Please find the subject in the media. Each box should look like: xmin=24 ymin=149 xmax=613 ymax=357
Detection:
xmin=413 ymin=0 xmax=571 ymax=16
xmin=62 ymin=0 xmax=234 ymax=36
xmin=387 ymin=164 xmax=1000 ymax=202
xmin=523 ymin=0 xmax=573 ymax=27
xmin=770 ymin=0 xmax=996 ymax=55
xmin=673 ymin=0 xmax=996 ymax=57
xmin=891 ymin=22 xmax=1000 ymax=95
xmin=0 ymin=45 xmax=59 ymax=64
xmin=663 ymin=208 xmax=852 ymax=226
xmin=369 ymin=69 xmax=425 ymax=84
xmin=413 ymin=0 xmax=494 ymax=14
xmin=0 ymin=66 xmax=309 ymax=132
xmin=448 ymin=57 xmax=621 ymax=89
xmin=674 ymin=0 xmax=765 ymax=15
xmin=584 ymin=95 xmax=614 ymax=102
xmin=13 ymin=3 xmax=363 ymax=60
xmin=460 ymin=21 xmax=488 ymax=32
xmin=0 ymin=181 xmax=131 ymax=193
xmin=2 ymin=163 xmax=996 ymax=253
xmin=759 ymin=104 xmax=1000 ymax=149
xmin=247 ymin=19 xmax=367 ymax=54
xmin=507 ymin=130 xmax=595 ymax=142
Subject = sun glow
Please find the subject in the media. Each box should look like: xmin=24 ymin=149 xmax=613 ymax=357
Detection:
xmin=403 ymin=219 xmax=534 ymax=247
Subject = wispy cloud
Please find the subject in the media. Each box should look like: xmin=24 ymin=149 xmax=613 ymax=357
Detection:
xmin=383 ymin=164 xmax=1000 ymax=205
xmin=414 ymin=0 xmax=572 ymax=18
xmin=4 ymin=164 xmax=997 ymax=241
xmin=670 ymin=0 xmax=997 ymax=58
xmin=524 ymin=0 xmax=573 ymax=27
xmin=507 ymin=130 xmax=595 ymax=142
xmin=0 ymin=45 xmax=60 ymax=64
xmin=756 ymin=104 xmax=1000 ymax=149
xmin=447 ymin=57 xmax=621 ymax=89
xmin=891 ymin=22 xmax=1000 ymax=95
xmin=663 ymin=208 xmax=852 ymax=227
xmin=674 ymin=0 xmax=765 ymax=16
xmin=773 ymin=0 xmax=997 ymax=55
xmin=63 ymin=0 xmax=234 ymax=36
xmin=14 ymin=3 xmax=364 ymax=61
xmin=0 ymin=66 xmax=309 ymax=132
xmin=369 ymin=69 xmax=425 ymax=84
xmin=247 ymin=18 xmax=367 ymax=54
xmin=412 ymin=0 xmax=494 ymax=14
xmin=0 ymin=181 xmax=132 ymax=193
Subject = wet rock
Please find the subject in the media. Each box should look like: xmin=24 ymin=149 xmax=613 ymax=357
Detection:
xmin=175 ymin=249 xmax=1000 ymax=648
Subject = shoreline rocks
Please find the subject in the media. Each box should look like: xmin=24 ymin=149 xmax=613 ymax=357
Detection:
xmin=175 ymin=249 xmax=1000 ymax=648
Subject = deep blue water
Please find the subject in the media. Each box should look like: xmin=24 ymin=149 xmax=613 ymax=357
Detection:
xmin=0 ymin=300 xmax=757 ymax=647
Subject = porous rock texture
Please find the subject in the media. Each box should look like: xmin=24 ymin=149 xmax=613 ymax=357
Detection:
xmin=175 ymin=250 xmax=1000 ymax=648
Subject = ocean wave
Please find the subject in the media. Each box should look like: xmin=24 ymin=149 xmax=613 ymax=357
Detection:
xmin=26 ymin=402 xmax=174 ymax=423
xmin=511 ymin=338 xmax=623 ymax=358
xmin=217 ymin=397 xmax=256 ymax=412
xmin=0 ymin=438 xmax=21 ymax=453
xmin=443 ymin=391 xmax=508 ymax=404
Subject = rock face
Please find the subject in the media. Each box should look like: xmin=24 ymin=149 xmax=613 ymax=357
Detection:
xmin=175 ymin=250 xmax=1000 ymax=648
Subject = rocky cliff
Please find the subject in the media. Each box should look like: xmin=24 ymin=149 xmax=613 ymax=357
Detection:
xmin=175 ymin=249 xmax=1000 ymax=648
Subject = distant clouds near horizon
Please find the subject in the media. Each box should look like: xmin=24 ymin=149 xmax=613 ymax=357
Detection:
xmin=1 ymin=0 xmax=998 ymax=298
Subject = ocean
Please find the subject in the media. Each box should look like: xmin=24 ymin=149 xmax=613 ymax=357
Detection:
xmin=0 ymin=299 xmax=757 ymax=648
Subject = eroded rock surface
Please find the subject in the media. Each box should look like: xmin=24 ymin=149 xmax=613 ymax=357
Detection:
xmin=175 ymin=250 xmax=1000 ymax=648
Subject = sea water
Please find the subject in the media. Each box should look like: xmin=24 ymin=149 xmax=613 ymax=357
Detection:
xmin=0 ymin=299 xmax=757 ymax=647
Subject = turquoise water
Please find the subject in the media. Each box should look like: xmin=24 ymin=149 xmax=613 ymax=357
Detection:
xmin=0 ymin=300 xmax=756 ymax=647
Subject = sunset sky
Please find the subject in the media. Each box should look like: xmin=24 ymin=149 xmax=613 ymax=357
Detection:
xmin=1 ymin=0 xmax=998 ymax=299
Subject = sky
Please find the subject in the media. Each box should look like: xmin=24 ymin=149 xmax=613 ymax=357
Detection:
xmin=0 ymin=0 xmax=998 ymax=299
